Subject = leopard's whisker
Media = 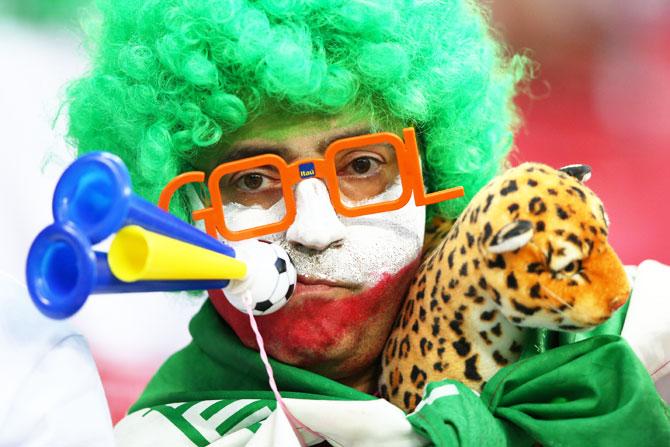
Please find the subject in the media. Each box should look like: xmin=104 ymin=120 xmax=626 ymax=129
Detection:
xmin=540 ymin=284 xmax=574 ymax=310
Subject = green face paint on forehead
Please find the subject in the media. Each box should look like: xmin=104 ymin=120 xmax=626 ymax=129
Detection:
xmin=194 ymin=104 xmax=404 ymax=171
xmin=233 ymin=107 xmax=375 ymax=142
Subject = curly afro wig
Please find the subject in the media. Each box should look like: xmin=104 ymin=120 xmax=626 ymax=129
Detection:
xmin=66 ymin=0 xmax=528 ymax=222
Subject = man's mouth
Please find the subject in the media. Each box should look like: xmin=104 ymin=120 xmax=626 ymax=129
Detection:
xmin=297 ymin=275 xmax=355 ymax=287
xmin=293 ymin=275 xmax=359 ymax=300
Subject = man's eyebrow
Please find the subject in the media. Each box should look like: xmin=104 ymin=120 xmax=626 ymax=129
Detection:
xmin=318 ymin=126 xmax=373 ymax=151
xmin=216 ymin=126 xmax=374 ymax=164
xmin=219 ymin=145 xmax=289 ymax=163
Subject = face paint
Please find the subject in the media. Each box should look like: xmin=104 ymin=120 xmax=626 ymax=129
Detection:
xmin=191 ymin=176 xmax=425 ymax=383
xmin=220 ymin=177 xmax=425 ymax=288
xmin=284 ymin=178 xmax=347 ymax=251
xmin=188 ymin=109 xmax=425 ymax=387
xmin=210 ymin=255 xmax=421 ymax=379
xmin=191 ymin=105 xmax=402 ymax=175
xmin=229 ymin=104 xmax=386 ymax=144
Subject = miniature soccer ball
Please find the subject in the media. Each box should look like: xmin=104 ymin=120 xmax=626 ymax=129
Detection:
xmin=223 ymin=240 xmax=297 ymax=315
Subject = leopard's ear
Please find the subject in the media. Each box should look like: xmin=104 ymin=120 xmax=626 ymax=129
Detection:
xmin=559 ymin=164 xmax=591 ymax=182
xmin=488 ymin=220 xmax=534 ymax=254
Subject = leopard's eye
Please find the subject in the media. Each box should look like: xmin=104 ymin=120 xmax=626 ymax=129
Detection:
xmin=563 ymin=261 xmax=576 ymax=273
xmin=560 ymin=260 xmax=583 ymax=277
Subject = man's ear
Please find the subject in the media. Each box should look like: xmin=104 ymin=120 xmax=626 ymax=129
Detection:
xmin=559 ymin=164 xmax=591 ymax=182
xmin=488 ymin=220 xmax=534 ymax=254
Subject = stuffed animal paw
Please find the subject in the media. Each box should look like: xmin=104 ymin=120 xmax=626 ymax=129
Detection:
xmin=379 ymin=162 xmax=631 ymax=413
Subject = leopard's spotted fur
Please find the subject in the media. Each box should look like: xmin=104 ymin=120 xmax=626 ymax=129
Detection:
xmin=379 ymin=162 xmax=630 ymax=413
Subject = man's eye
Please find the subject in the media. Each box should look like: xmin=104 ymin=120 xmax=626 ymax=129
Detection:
xmin=345 ymin=157 xmax=381 ymax=176
xmin=235 ymin=173 xmax=268 ymax=191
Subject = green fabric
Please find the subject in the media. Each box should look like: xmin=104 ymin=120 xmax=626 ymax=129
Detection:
xmin=139 ymin=399 xmax=273 ymax=446
xmin=130 ymin=300 xmax=373 ymax=413
xmin=132 ymin=299 xmax=669 ymax=446
xmin=484 ymin=335 xmax=669 ymax=446
xmin=407 ymin=380 xmax=507 ymax=446
xmin=408 ymin=336 xmax=670 ymax=446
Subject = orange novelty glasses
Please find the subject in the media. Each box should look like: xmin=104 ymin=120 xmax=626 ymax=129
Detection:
xmin=159 ymin=128 xmax=464 ymax=241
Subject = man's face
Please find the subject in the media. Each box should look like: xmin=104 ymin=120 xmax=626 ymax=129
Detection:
xmin=195 ymin=110 xmax=425 ymax=389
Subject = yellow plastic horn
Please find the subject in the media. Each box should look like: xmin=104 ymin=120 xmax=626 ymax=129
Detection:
xmin=108 ymin=225 xmax=247 ymax=282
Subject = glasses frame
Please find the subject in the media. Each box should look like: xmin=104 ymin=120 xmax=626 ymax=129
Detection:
xmin=159 ymin=127 xmax=464 ymax=241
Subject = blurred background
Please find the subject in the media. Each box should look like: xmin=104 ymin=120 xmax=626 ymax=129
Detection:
xmin=1 ymin=0 xmax=668 ymax=423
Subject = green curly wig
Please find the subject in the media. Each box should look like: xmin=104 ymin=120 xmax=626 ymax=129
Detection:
xmin=66 ymin=0 xmax=527 ymax=222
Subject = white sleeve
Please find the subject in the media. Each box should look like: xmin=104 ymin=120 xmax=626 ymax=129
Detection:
xmin=0 ymin=272 xmax=114 ymax=447
xmin=620 ymin=260 xmax=670 ymax=402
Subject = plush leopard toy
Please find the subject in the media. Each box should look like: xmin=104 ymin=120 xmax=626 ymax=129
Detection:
xmin=379 ymin=162 xmax=631 ymax=413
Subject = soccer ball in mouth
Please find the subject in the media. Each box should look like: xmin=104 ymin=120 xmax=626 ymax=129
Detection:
xmin=223 ymin=240 xmax=297 ymax=315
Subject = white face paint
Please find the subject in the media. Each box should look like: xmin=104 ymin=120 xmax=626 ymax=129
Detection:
xmin=193 ymin=178 xmax=425 ymax=289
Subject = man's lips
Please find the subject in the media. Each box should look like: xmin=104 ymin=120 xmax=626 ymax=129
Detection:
xmin=293 ymin=275 xmax=358 ymax=300
xmin=297 ymin=275 xmax=355 ymax=288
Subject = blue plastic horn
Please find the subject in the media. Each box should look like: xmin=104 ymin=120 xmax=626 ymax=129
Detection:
xmin=26 ymin=224 xmax=230 ymax=319
xmin=51 ymin=152 xmax=234 ymax=257
xmin=26 ymin=151 xmax=239 ymax=319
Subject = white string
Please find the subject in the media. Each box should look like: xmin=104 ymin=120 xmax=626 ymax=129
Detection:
xmin=241 ymin=291 xmax=323 ymax=446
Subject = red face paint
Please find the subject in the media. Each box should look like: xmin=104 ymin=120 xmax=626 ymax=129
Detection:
xmin=210 ymin=255 xmax=420 ymax=379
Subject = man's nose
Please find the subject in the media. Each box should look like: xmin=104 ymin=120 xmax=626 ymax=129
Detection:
xmin=286 ymin=178 xmax=346 ymax=251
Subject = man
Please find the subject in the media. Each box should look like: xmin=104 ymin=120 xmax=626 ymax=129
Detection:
xmin=65 ymin=0 xmax=669 ymax=445
xmin=68 ymin=0 xmax=522 ymax=393
xmin=191 ymin=112 xmax=430 ymax=394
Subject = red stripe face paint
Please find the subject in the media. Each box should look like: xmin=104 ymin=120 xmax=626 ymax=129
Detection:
xmin=210 ymin=255 xmax=421 ymax=381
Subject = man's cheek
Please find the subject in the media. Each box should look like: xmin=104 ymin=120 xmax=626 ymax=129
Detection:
xmin=279 ymin=202 xmax=426 ymax=289
xmin=209 ymin=256 xmax=420 ymax=365
xmin=336 ymin=195 xmax=426 ymax=285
